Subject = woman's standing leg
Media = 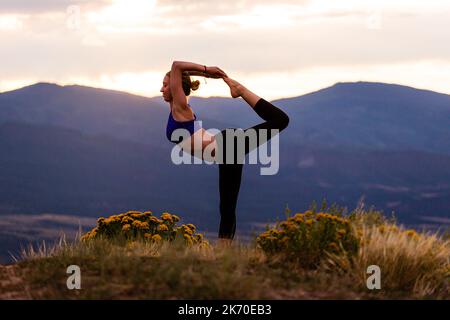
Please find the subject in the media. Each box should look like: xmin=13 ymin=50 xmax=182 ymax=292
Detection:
xmin=218 ymin=162 xmax=243 ymax=239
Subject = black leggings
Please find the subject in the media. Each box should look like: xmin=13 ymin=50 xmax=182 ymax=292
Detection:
xmin=215 ymin=98 xmax=289 ymax=239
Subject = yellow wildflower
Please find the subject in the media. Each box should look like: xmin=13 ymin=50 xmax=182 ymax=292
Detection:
xmin=161 ymin=213 xmax=172 ymax=221
xmin=183 ymin=225 xmax=194 ymax=235
xmin=186 ymin=223 xmax=196 ymax=231
xmin=151 ymin=234 xmax=162 ymax=242
xmin=304 ymin=210 xmax=314 ymax=216
xmin=294 ymin=216 xmax=304 ymax=223
xmin=405 ymin=229 xmax=417 ymax=238
xmin=260 ymin=231 xmax=270 ymax=238
xmin=132 ymin=220 xmax=142 ymax=228
xmin=157 ymin=224 xmax=169 ymax=232
xmin=139 ymin=222 xmax=150 ymax=230
xmin=183 ymin=233 xmax=192 ymax=240
xmin=316 ymin=213 xmax=325 ymax=221
xmin=126 ymin=210 xmax=142 ymax=215
xmin=121 ymin=216 xmax=133 ymax=224
xmin=195 ymin=234 xmax=204 ymax=241
xmin=149 ymin=216 xmax=158 ymax=223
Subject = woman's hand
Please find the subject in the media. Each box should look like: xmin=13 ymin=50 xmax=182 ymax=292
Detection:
xmin=205 ymin=66 xmax=228 ymax=79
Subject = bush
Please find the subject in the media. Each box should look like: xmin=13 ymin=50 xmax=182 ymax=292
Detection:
xmin=81 ymin=210 xmax=208 ymax=247
xmin=256 ymin=210 xmax=359 ymax=269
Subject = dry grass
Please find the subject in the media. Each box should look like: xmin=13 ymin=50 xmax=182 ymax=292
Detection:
xmin=2 ymin=202 xmax=449 ymax=300
xmin=326 ymin=225 xmax=450 ymax=298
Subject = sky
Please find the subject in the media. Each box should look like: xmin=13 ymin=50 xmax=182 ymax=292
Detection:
xmin=0 ymin=0 xmax=449 ymax=100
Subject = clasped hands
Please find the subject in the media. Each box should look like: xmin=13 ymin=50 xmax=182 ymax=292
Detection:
xmin=188 ymin=66 xmax=228 ymax=79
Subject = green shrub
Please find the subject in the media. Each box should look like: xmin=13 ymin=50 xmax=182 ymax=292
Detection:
xmin=81 ymin=210 xmax=208 ymax=247
xmin=256 ymin=210 xmax=359 ymax=269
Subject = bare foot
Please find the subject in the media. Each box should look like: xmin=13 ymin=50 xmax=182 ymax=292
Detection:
xmin=223 ymin=77 xmax=244 ymax=98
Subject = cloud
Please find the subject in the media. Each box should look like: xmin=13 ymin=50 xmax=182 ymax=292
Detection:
xmin=0 ymin=0 xmax=111 ymax=14
xmin=0 ymin=0 xmax=449 ymax=97
xmin=2 ymin=10 xmax=448 ymax=79
xmin=157 ymin=0 xmax=310 ymax=15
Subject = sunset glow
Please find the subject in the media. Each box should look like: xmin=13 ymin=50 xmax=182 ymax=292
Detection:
xmin=1 ymin=0 xmax=449 ymax=99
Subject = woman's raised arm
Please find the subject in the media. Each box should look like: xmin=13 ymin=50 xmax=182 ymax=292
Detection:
xmin=172 ymin=61 xmax=206 ymax=73
xmin=187 ymin=70 xmax=208 ymax=77
xmin=169 ymin=61 xmax=191 ymax=110
xmin=173 ymin=61 xmax=228 ymax=78
xmin=170 ymin=61 xmax=228 ymax=110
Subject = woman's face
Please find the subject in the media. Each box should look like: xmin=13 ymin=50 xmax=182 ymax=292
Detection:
xmin=160 ymin=75 xmax=172 ymax=102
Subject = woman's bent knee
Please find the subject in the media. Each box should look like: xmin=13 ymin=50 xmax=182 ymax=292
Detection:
xmin=274 ymin=113 xmax=289 ymax=132
xmin=279 ymin=113 xmax=289 ymax=131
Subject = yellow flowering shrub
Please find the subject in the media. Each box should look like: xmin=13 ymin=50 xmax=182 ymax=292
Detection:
xmin=256 ymin=210 xmax=359 ymax=269
xmin=81 ymin=210 xmax=208 ymax=247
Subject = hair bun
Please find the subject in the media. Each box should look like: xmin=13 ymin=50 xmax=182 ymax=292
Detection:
xmin=190 ymin=80 xmax=200 ymax=91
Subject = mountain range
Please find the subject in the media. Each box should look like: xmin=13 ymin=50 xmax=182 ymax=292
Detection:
xmin=1 ymin=81 xmax=449 ymax=262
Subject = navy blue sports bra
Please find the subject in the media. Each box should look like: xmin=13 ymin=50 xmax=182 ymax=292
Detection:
xmin=166 ymin=106 xmax=198 ymax=144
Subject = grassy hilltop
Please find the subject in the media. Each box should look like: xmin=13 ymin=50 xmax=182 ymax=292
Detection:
xmin=1 ymin=200 xmax=449 ymax=299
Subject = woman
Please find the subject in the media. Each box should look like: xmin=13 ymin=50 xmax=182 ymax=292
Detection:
xmin=161 ymin=61 xmax=289 ymax=244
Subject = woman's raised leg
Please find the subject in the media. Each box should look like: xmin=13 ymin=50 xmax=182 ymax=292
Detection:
xmin=219 ymin=77 xmax=290 ymax=161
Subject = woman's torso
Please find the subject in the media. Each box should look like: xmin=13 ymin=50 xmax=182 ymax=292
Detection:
xmin=166 ymin=103 xmax=198 ymax=143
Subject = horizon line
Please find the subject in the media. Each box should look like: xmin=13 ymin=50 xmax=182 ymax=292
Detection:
xmin=1 ymin=80 xmax=449 ymax=101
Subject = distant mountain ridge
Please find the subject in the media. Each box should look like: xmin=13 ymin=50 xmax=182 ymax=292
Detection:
xmin=3 ymin=81 xmax=448 ymax=154
xmin=0 ymin=81 xmax=449 ymax=264
xmin=272 ymin=81 xmax=450 ymax=154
